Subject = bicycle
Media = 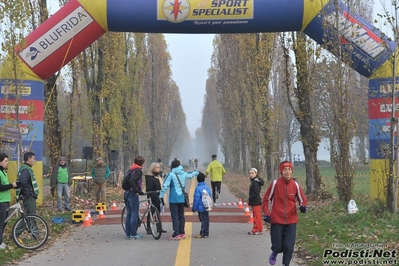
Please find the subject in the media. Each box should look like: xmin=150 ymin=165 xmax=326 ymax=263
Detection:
xmin=121 ymin=191 xmax=162 ymax=240
xmin=4 ymin=196 xmax=49 ymax=250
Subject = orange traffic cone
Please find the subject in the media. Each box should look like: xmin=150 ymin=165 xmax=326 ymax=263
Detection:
xmin=248 ymin=212 xmax=254 ymax=223
xmin=85 ymin=210 xmax=93 ymax=223
xmin=98 ymin=207 xmax=105 ymax=218
xmin=111 ymin=200 xmax=118 ymax=211
xmin=83 ymin=211 xmax=92 ymax=227
xmin=238 ymin=198 xmax=243 ymax=208
xmin=244 ymin=203 xmax=250 ymax=216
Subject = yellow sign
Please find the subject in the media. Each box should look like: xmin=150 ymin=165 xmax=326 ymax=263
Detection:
xmin=158 ymin=0 xmax=254 ymax=23
xmin=1 ymin=85 xmax=31 ymax=95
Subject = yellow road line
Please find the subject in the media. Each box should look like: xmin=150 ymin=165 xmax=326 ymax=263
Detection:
xmin=174 ymin=178 xmax=197 ymax=266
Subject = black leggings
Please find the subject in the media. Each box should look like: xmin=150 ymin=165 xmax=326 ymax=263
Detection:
xmin=211 ymin=181 xmax=221 ymax=203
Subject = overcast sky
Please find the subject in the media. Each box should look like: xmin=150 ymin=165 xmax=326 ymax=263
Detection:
xmin=164 ymin=34 xmax=214 ymax=137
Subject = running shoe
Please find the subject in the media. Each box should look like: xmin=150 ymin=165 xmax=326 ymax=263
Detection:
xmin=167 ymin=235 xmax=182 ymax=241
xmin=132 ymin=234 xmax=143 ymax=239
xmin=269 ymin=252 xmax=277 ymax=265
xmin=179 ymin=234 xmax=186 ymax=239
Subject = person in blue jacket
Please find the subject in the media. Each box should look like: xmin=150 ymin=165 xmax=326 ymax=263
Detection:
xmin=192 ymin=172 xmax=212 ymax=238
xmin=159 ymin=159 xmax=198 ymax=240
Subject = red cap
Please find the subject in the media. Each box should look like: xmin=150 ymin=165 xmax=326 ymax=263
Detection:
xmin=279 ymin=161 xmax=293 ymax=174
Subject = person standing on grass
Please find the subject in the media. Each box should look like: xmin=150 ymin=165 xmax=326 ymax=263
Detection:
xmin=205 ymin=154 xmax=226 ymax=206
xmin=0 ymin=153 xmax=19 ymax=250
xmin=262 ymin=161 xmax=307 ymax=266
xmin=17 ymin=151 xmax=39 ymax=215
xmin=50 ymin=156 xmax=72 ymax=212
xmin=247 ymin=167 xmax=264 ymax=235
xmin=91 ymin=157 xmax=111 ymax=204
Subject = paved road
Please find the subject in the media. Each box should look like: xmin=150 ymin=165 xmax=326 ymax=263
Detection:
xmin=13 ymin=176 xmax=301 ymax=266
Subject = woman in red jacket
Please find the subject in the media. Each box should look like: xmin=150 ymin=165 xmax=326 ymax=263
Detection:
xmin=262 ymin=161 xmax=307 ymax=266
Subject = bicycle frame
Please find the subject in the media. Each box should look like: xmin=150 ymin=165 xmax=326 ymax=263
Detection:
xmin=138 ymin=198 xmax=154 ymax=224
xmin=5 ymin=202 xmax=23 ymax=223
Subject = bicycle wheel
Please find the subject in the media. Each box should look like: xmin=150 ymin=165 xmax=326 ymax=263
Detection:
xmin=121 ymin=206 xmax=126 ymax=233
xmin=148 ymin=206 xmax=162 ymax=240
xmin=12 ymin=214 xmax=49 ymax=250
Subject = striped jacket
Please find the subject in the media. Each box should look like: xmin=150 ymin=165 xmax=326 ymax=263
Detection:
xmin=262 ymin=177 xmax=307 ymax=225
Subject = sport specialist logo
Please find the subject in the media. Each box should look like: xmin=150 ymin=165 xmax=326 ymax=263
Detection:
xmin=159 ymin=0 xmax=253 ymax=23
xmin=162 ymin=0 xmax=191 ymax=23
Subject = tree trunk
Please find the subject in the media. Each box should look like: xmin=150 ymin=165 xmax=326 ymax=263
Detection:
xmin=44 ymin=75 xmax=61 ymax=166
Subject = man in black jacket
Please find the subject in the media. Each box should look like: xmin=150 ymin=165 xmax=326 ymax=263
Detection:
xmin=17 ymin=152 xmax=38 ymax=214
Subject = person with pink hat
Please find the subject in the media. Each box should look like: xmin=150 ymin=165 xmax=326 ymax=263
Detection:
xmin=262 ymin=161 xmax=307 ymax=266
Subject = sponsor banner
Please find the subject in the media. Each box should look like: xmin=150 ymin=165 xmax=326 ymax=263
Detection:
xmin=369 ymin=118 xmax=395 ymax=140
xmin=303 ymin=1 xmax=395 ymax=78
xmin=368 ymin=77 xmax=399 ymax=99
xmin=369 ymin=139 xmax=391 ymax=159
xmin=107 ymin=0 xmax=303 ymax=33
xmin=1 ymin=140 xmax=43 ymax=161
xmin=16 ymin=0 xmax=105 ymax=80
xmin=0 ymin=120 xmax=44 ymax=141
xmin=0 ymin=80 xmax=44 ymax=101
xmin=368 ymin=98 xmax=399 ymax=119
xmin=0 ymin=100 xmax=44 ymax=121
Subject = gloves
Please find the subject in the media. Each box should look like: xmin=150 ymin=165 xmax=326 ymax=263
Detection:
xmin=263 ymin=215 xmax=271 ymax=223
xmin=138 ymin=191 xmax=144 ymax=195
xmin=299 ymin=206 xmax=307 ymax=213
xmin=51 ymin=187 xmax=55 ymax=197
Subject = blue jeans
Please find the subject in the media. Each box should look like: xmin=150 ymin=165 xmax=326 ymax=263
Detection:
xmin=124 ymin=191 xmax=139 ymax=237
xmin=57 ymin=183 xmax=70 ymax=210
xmin=169 ymin=203 xmax=185 ymax=237
xmin=198 ymin=211 xmax=209 ymax=236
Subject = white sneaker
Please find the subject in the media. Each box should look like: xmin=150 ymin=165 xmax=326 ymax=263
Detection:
xmin=214 ymin=203 xmax=217 ymax=207
xmin=0 ymin=242 xmax=6 ymax=249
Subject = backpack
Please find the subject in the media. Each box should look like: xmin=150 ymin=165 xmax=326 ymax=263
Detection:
xmin=201 ymin=189 xmax=213 ymax=211
xmin=122 ymin=169 xmax=136 ymax=190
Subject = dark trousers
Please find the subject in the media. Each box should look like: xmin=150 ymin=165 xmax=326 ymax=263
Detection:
xmin=169 ymin=203 xmax=185 ymax=237
xmin=210 ymin=181 xmax=221 ymax=203
xmin=147 ymin=198 xmax=164 ymax=230
xmin=23 ymin=196 xmax=36 ymax=215
xmin=0 ymin=202 xmax=10 ymax=244
xmin=270 ymin=223 xmax=297 ymax=266
xmin=198 ymin=211 xmax=209 ymax=236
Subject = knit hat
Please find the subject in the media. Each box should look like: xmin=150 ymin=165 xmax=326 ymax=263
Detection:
xmin=96 ymin=157 xmax=103 ymax=161
xmin=171 ymin=159 xmax=180 ymax=169
xmin=279 ymin=161 xmax=293 ymax=174
xmin=211 ymin=154 xmax=217 ymax=159
xmin=59 ymin=156 xmax=66 ymax=161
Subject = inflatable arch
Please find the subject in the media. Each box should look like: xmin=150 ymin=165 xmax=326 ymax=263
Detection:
xmin=0 ymin=0 xmax=397 ymax=204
